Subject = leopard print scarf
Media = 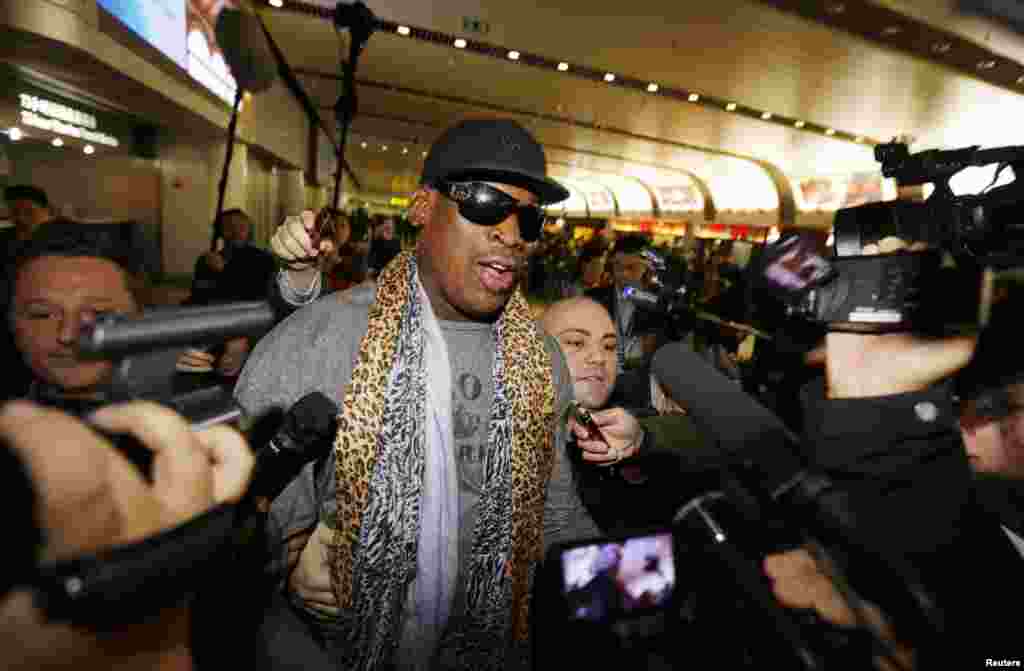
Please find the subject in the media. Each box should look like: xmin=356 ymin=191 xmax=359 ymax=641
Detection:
xmin=330 ymin=251 xmax=555 ymax=670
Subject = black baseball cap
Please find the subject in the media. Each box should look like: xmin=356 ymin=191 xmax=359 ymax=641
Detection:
xmin=421 ymin=119 xmax=569 ymax=205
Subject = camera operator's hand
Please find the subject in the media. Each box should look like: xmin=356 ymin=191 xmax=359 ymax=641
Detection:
xmin=271 ymin=211 xmax=333 ymax=292
xmin=1 ymin=400 xmax=253 ymax=559
xmin=819 ymin=235 xmax=974 ymax=398
xmin=824 ymin=332 xmax=975 ymax=399
xmin=0 ymin=400 xmax=253 ymax=670
xmin=765 ymin=548 xmax=916 ymax=671
xmin=568 ymin=407 xmax=644 ymax=465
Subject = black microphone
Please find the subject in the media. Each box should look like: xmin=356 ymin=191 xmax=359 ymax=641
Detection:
xmin=215 ymin=8 xmax=277 ymax=94
xmin=248 ymin=392 xmax=338 ymax=503
xmin=651 ymin=342 xmax=945 ymax=642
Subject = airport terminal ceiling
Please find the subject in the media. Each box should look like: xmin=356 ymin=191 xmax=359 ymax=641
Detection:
xmin=260 ymin=0 xmax=1024 ymax=219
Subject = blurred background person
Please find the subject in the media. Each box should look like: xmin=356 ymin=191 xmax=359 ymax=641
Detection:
xmin=586 ymin=233 xmax=667 ymax=371
xmin=367 ymin=214 xmax=401 ymax=279
xmin=179 ymin=209 xmax=275 ymax=381
xmin=186 ymin=208 xmax=275 ymax=306
xmin=4 ymin=185 xmax=54 ymax=249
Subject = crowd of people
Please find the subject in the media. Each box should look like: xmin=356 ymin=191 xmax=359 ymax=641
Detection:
xmin=1 ymin=117 xmax=1023 ymax=670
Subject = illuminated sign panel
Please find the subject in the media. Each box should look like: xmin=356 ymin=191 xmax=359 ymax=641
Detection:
xmin=99 ymin=0 xmax=238 ymax=104
xmin=18 ymin=94 xmax=120 ymax=147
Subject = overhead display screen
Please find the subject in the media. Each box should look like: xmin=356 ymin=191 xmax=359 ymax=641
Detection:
xmin=98 ymin=0 xmax=239 ymax=104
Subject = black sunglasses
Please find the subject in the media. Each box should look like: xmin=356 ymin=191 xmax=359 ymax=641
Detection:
xmin=437 ymin=181 xmax=547 ymax=242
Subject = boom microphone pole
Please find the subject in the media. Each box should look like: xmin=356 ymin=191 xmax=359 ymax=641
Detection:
xmin=332 ymin=1 xmax=377 ymax=210
xmin=214 ymin=7 xmax=278 ymax=248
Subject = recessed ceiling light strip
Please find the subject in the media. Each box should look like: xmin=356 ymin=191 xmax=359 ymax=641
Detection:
xmin=279 ymin=1 xmax=876 ymax=145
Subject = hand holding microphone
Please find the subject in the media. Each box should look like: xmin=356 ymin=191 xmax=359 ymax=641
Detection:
xmin=271 ymin=211 xmax=336 ymax=270
xmin=568 ymin=403 xmax=644 ymax=466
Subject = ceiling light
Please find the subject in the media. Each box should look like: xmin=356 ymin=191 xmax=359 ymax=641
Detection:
xmin=453 ymin=38 xmax=467 ymax=48
xmin=725 ymin=102 xmax=737 ymax=111
xmin=794 ymin=120 xmax=805 ymax=128
xmin=422 ymin=151 xmax=428 ymax=157
xmin=402 ymin=147 xmax=408 ymax=154
xmin=761 ymin=112 xmax=772 ymax=120
xmin=688 ymin=93 xmax=699 ymax=102
xmin=977 ymin=59 xmax=997 ymax=70
xmin=84 ymin=145 xmax=95 ymax=155
xmin=508 ymin=50 xmax=520 ymax=60
xmin=360 ymin=141 xmax=367 ymax=148
xmin=382 ymin=145 xmax=388 ymax=151
xmin=52 ymin=137 xmax=63 ymax=147
xmin=397 ymin=25 xmax=410 ymax=36
xmin=604 ymin=73 xmax=616 ymax=82
xmin=8 ymin=127 xmax=22 ymax=141
xmin=826 ymin=2 xmax=845 ymax=14
xmin=647 ymin=83 xmax=659 ymax=92
xmin=825 ymin=128 xmax=836 ymax=135
xmin=557 ymin=62 xmax=569 ymax=71
xmin=268 ymin=0 xmax=283 ymax=7
xmin=931 ymin=42 xmax=952 ymax=54
xmin=882 ymin=25 xmax=902 ymax=35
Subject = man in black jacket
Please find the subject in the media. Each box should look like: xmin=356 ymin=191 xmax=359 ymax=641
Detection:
xmin=767 ymin=330 xmax=1024 ymax=668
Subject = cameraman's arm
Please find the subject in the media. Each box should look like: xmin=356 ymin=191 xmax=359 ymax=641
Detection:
xmin=802 ymin=333 xmax=975 ymax=563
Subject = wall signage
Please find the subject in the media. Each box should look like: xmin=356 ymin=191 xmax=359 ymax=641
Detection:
xmin=19 ymin=93 xmax=121 ymax=147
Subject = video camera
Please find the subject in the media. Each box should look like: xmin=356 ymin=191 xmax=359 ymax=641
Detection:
xmin=619 ymin=249 xmax=695 ymax=338
xmin=760 ymin=141 xmax=1024 ymax=332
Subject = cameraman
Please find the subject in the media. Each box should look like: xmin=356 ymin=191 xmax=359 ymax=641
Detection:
xmin=766 ymin=326 xmax=1024 ymax=665
xmin=0 ymin=399 xmax=254 ymax=670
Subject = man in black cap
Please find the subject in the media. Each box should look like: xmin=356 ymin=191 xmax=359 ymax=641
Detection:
xmin=238 ymin=119 xmax=600 ymax=670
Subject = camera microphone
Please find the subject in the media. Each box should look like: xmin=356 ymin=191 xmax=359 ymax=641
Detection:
xmin=248 ymin=391 xmax=339 ymax=504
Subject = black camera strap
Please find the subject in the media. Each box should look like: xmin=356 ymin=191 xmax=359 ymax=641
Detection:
xmin=31 ymin=503 xmax=238 ymax=626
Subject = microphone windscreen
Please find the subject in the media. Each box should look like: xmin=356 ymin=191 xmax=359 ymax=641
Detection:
xmin=215 ymin=8 xmax=277 ymax=94
xmin=284 ymin=392 xmax=339 ymax=456
xmin=651 ymin=341 xmax=803 ymax=487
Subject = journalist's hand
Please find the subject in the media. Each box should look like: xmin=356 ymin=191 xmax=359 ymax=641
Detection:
xmin=824 ymin=332 xmax=975 ymax=399
xmin=765 ymin=548 xmax=915 ymax=671
xmin=569 ymin=407 xmax=644 ymax=465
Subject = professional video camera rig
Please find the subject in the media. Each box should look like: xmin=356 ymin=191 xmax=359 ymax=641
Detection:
xmin=762 ymin=141 xmax=1024 ymax=332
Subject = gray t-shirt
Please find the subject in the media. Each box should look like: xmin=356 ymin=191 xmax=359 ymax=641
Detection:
xmin=439 ymin=319 xmax=492 ymax=614
xmin=234 ymin=285 xmax=599 ymax=643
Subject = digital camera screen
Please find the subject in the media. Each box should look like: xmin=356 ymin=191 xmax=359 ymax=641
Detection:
xmin=560 ymin=532 xmax=675 ymax=622
xmin=761 ymin=233 xmax=836 ymax=301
